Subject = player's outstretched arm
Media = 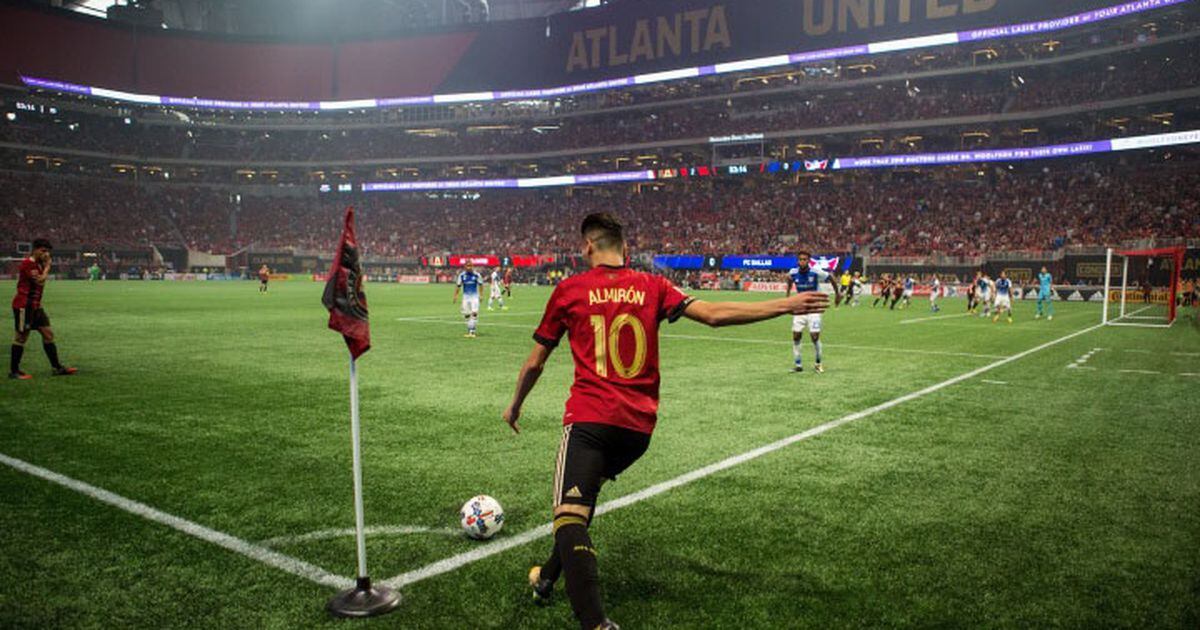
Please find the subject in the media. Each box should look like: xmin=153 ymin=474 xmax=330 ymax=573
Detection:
xmin=683 ymin=292 xmax=828 ymax=328
xmin=502 ymin=343 xmax=554 ymax=434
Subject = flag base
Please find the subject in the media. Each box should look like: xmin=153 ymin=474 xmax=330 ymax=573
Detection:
xmin=327 ymin=577 xmax=401 ymax=618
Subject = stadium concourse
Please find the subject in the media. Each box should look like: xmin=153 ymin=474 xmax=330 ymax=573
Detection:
xmin=2 ymin=0 xmax=1200 ymax=628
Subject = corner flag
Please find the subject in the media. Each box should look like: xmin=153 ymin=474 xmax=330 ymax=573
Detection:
xmin=322 ymin=207 xmax=370 ymax=359
xmin=322 ymin=206 xmax=399 ymax=618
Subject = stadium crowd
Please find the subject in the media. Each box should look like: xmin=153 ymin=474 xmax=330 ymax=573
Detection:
xmin=4 ymin=160 xmax=1197 ymax=260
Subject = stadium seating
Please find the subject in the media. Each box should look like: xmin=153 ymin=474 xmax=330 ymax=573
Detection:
xmin=4 ymin=161 xmax=1197 ymax=262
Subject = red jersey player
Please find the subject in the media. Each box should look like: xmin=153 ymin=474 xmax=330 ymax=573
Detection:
xmin=11 ymin=238 xmax=76 ymax=379
xmin=502 ymin=266 xmax=513 ymax=298
xmin=502 ymin=213 xmax=827 ymax=629
xmin=258 ymin=264 xmax=271 ymax=293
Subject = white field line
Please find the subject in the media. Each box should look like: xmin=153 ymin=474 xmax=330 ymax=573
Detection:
xmin=260 ymin=525 xmax=459 ymax=548
xmin=0 ymin=452 xmax=353 ymax=590
xmin=981 ymin=379 xmax=1008 ymax=385
xmin=395 ymin=317 xmax=1007 ymax=361
xmin=899 ymin=312 xmax=973 ymax=325
xmin=1118 ymin=369 xmax=1162 ymax=375
xmin=382 ymin=320 xmax=1107 ymax=589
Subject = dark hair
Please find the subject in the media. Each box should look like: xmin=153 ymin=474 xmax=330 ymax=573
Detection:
xmin=32 ymin=238 xmax=52 ymax=251
xmin=796 ymin=250 xmax=811 ymax=258
xmin=580 ymin=213 xmax=624 ymax=251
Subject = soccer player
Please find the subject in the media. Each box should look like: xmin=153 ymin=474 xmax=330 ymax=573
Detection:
xmin=503 ymin=213 xmax=827 ymax=630
xmin=889 ymin=277 xmax=904 ymax=310
xmin=850 ymin=271 xmax=865 ymax=307
xmin=872 ymin=275 xmax=890 ymax=308
xmin=88 ymin=262 xmax=102 ymax=283
xmin=992 ymin=271 xmax=1014 ymax=324
xmin=966 ymin=272 xmax=979 ymax=313
xmin=930 ymin=274 xmax=942 ymax=313
xmin=258 ymin=264 xmax=271 ymax=293
xmin=487 ymin=266 xmax=507 ymax=311
xmin=976 ymin=272 xmax=993 ymax=318
xmin=1035 ymin=266 xmax=1054 ymax=321
xmin=503 ymin=266 xmax=514 ymax=298
xmin=787 ymin=252 xmax=840 ymax=373
xmin=899 ymin=276 xmax=915 ymax=309
xmin=10 ymin=239 xmax=77 ymax=380
xmin=452 ymin=261 xmax=484 ymax=337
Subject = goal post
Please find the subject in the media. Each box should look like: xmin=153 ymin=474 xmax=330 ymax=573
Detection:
xmin=1102 ymin=246 xmax=1185 ymax=327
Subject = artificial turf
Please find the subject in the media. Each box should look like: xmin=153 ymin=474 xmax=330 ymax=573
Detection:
xmin=1 ymin=280 xmax=1197 ymax=628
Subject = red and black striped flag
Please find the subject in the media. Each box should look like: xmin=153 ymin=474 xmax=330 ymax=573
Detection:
xmin=322 ymin=207 xmax=370 ymax=359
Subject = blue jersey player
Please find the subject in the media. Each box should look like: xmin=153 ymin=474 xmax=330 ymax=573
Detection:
xmin=900 ymin=276 xmax=915 ymax=309
xmin=453 ymin=261 xmax=484 ymax=338
xmin=785 ymin=251 xmax=840 ymax=373
xmin=976 ymin=272 xmax=994 ymax=317
xmin=1035 ymin=266 xmax=1054 ymax=321
xmin=992 ymin=271 xmax=1014 ymax=324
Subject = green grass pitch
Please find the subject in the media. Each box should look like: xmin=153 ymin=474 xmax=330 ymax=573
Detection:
xmin=2 ymin=280 xmax=1198 ymax=629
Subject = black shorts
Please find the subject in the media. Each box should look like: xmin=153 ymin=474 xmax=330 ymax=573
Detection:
xmin=554 ymin=422 xmax=651 ymax=509
xmin=13 ymin=307 xmax=49 ymax=333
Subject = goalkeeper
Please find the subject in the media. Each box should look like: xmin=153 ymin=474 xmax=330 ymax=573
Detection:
xmin=1035 ymin=266 xmax=1054 ymax=321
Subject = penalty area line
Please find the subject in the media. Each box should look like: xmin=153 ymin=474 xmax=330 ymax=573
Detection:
xmin=0 ymin=452 xmax=353 ymax=590
xmin=382 ymin=320 xmax=1107 ymax=590
xmin=899 ymin=312 xmax=973 ymax=325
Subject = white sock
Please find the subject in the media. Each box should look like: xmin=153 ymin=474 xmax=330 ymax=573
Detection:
xmin=792 ymin=340 xmax=802 ymax=364
xmin=814 ymin=341 xmax=823 ymax=364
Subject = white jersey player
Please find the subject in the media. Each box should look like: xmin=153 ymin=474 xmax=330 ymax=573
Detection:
xmin=929 ymin=275 xmax=942 ymax=313
xmin=900 ymin=276 xmax=915 ymax=309
xmin=992 ymin=271 xmax=1014 ymax=324
xmin=452 ymin=262 xmax=484 ymax=338
xmin=487 ymin=267 xmax=507 ymax=311
xmin=786 ymin=251 xmax=840 ymax=373
xmin=976 ymin=273 xmax=994 ymax=317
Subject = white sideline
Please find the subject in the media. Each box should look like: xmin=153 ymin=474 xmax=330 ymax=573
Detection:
xmin=0 ymin=452 xmax=354 ymax=590
xmin=395 ymin=317 xmax=1007 ymax=360
xmin=382 ymin=321 xmax=1107 ymax=589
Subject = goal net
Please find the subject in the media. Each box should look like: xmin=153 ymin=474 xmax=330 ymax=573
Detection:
xmin=1102 ymin=246 xmax=1185 ymax=328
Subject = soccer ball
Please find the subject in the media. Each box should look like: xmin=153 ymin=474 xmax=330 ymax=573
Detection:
xmin=460 ymin=495 xmax=505 ymax=540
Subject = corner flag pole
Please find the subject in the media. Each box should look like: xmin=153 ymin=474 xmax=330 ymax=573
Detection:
xmin=349 ymin=355 xmax=368 ymax=582
xmin=324 ymin=206 xmax=399 ymax=618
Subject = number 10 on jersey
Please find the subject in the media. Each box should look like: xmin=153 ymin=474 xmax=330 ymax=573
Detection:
xmin=590 ymin=314 xmax=647 ymax=379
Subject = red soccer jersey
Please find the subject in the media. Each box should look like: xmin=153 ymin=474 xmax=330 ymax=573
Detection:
xmin=12 ymin=258 xmax=44 ymax=310
xmin=533 ymin=265 xmax=693 ymax=435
